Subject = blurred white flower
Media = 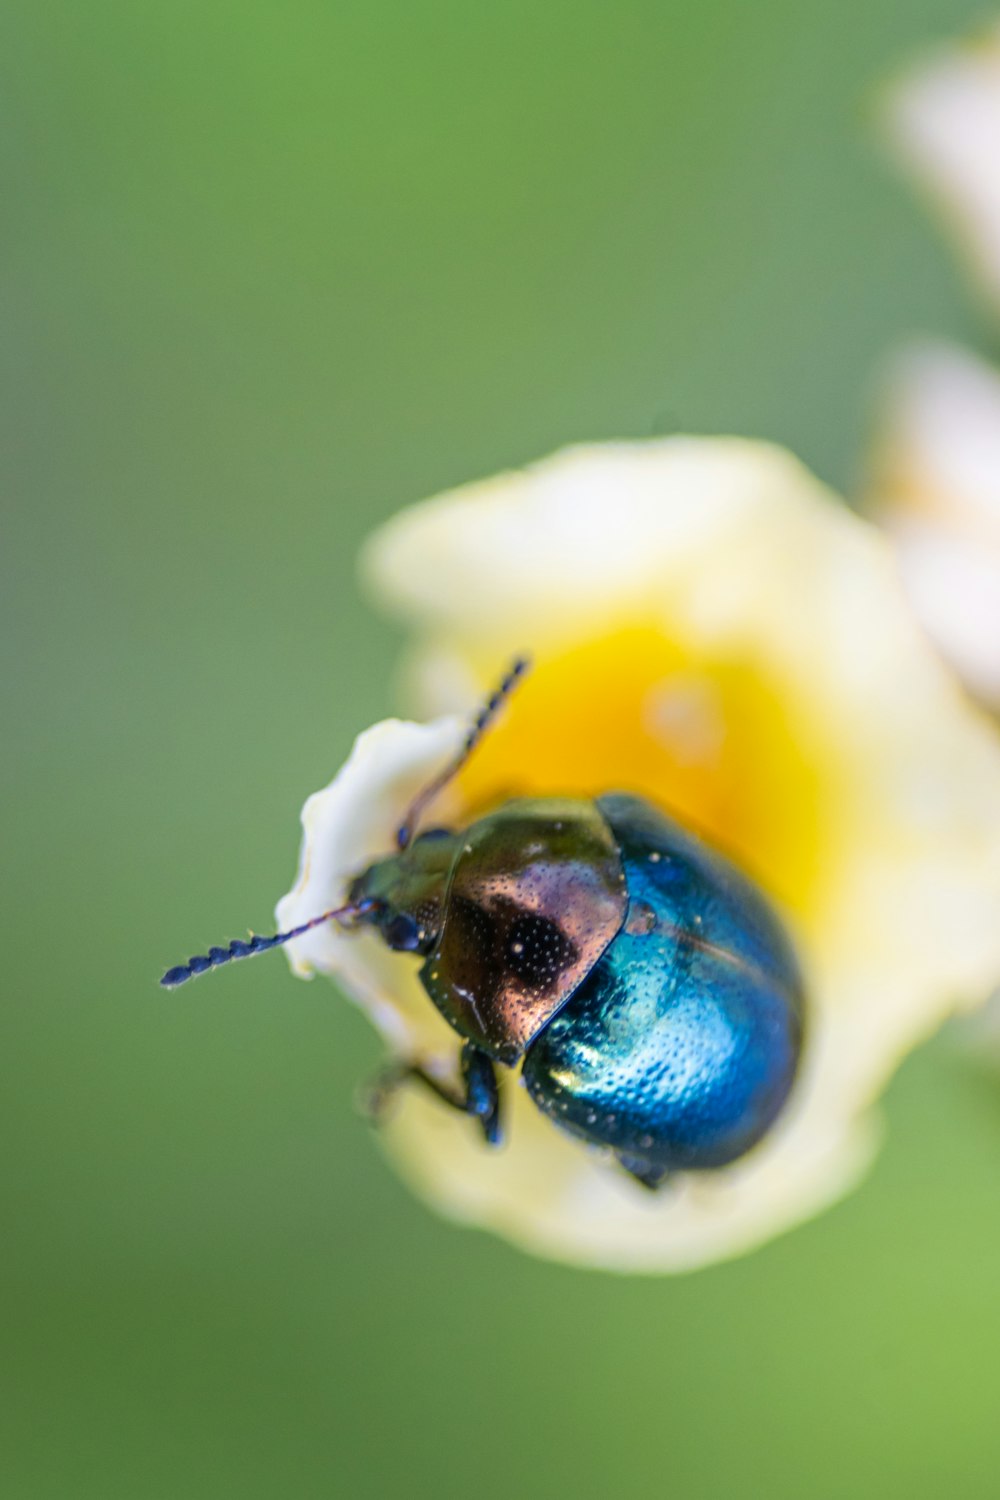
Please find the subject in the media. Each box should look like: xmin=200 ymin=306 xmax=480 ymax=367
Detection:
xmin=278 ymin=440 xmax=1000 ymax=1271
xmin=871 ymin=23 xmax=1000 ymax=713
xmin=886 ymin=22 xmax=1000 ymax=312
xmin=869 ymin=341 xmax=1000 ymax=710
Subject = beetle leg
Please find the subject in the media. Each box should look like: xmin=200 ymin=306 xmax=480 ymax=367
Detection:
xmin=616 ymin=1153 xmax=673 ymax=1192
xmin=360 ymin=1043 xmax=503 ymax=1148
xmin=359 ymin=1060 xmax=465 ymax=1121
xmin=461 ymin=1042 xmax=502 ymax=1147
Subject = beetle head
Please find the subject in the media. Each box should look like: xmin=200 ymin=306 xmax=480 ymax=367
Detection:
xmin=347 ymin=829 xmax=460 ymax=955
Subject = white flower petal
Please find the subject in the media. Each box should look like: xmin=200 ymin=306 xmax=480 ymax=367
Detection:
xmin=384 ymin=1069 xmax=877 ymax=1273
xmin=886 ymin=23 xmax=1000 ymax=313
xmin=870 ymin=342 xmax=1000 ymax=706
xmin=275 ymin=716 xmax=466 ymax=1059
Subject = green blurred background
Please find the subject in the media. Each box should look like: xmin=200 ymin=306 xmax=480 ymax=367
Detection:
xmin=4 ymin=1 xmax=1000 ymax=1496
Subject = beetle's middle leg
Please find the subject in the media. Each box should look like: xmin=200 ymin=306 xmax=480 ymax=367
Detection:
xmin=361 ymin=1041 xmax=503 ymax=1147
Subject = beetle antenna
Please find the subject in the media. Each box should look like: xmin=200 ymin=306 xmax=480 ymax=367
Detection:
xmin=159 ymin=900 xmax=374 ymax=989
xmin=396 ymin=655 xmax=530 ymax=850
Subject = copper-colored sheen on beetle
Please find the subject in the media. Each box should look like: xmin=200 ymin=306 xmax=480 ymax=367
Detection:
xmin=420 ymin=800 xmax=627 ymax=1063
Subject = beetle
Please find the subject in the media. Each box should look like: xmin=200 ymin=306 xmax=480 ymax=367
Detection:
xmin=161 ymin=659 xmax=805 ymax=1190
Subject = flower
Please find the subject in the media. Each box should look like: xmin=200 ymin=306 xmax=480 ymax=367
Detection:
xmin=277 ymin=439 xmax=1000 ymax=1272
xmin=885 ymin=21 xmax=1000 ymax=314
xmin=869 ymin=24 xmax=1000 ymax=714
xmin=868 ymin=341 xmax=1000 ymax=711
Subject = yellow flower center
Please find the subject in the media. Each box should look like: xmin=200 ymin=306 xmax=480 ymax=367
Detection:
xmin=455 ymin=624 xmax=824 ymax=921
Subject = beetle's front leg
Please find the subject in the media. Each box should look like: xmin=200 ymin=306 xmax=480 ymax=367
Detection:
xmin=361 ymin=1041 xmax=503 ymax=1147
xmin=460 ymin=1042 xmax=502 ymax=1146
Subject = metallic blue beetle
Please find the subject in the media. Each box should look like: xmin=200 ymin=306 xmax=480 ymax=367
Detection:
xmin=162 ymin=660 xmax=804 ymax=1190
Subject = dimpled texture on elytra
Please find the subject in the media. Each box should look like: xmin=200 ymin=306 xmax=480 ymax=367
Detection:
xmin=521 ymin=794 xmax=804 ymax=1173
